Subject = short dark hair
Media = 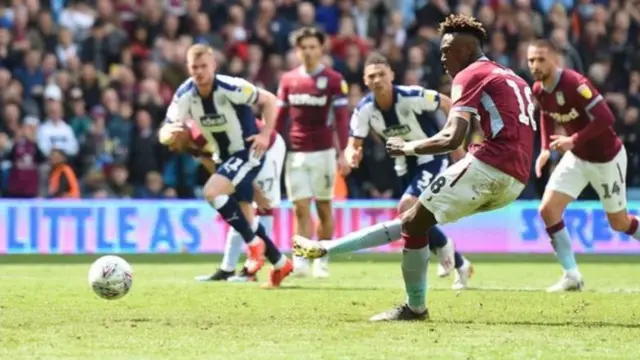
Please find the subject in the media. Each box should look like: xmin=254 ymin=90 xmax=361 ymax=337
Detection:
xmin=529 ymin=39 xmax=560 ymax=53
xmin=364 ymin=52 xmax=390 ymax=67
xmin=438 ymin=14 xmax=487 ymax=44
xmin=291 ymin=27 xmax=326 ymax=47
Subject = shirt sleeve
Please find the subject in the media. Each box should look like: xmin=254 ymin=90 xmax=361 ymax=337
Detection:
xmin=450 ymin=71 xmax=483 ymax=116
xmin=570 ymin=78 xmax=614 ymax=145
xmin=219 ymin=75 xmax=259 ymax=105
xmin=405 ymin=86 xmax=441 ymax=112
xmin=349 ymin=105 xmax=370 ymax=139
xmin=165 ymin=91 xmax=190 ymax=124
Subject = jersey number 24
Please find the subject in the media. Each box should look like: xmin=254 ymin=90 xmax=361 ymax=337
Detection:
xmin=505 ymin=79 xmax=537 ymax=131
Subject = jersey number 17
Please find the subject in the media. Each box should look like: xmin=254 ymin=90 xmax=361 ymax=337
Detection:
xmin=506 ymin=79 xmax=537 ymax=131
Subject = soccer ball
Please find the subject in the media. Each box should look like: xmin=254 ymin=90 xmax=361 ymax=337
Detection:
xmin=88 ymin=255 xmax=133 ymax=300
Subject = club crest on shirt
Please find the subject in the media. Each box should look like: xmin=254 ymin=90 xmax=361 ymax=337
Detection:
xmin=316 ymin=76 xmax=328 ymax=90
xmin=555 ymin=91 xmax=565 ymax=106
xmin=577 ymin=84 xmax=593 ymax=100
xmin=340 ymin=79 xmax=348 ymax=95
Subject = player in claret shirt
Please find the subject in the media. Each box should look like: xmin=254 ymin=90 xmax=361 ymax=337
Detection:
xmin=294 ymin=15 xmax=535 ymax=321
xmin=295 ymin=53 xmax=474 ymax=290
xmin=275 ymin=27 xmax=350 ymax=278
xmin=528 ymin=40 xmax=640 ymax=292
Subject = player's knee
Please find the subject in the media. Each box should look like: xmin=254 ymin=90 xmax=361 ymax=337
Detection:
xmin=607 ymin=212 xmax=629 ymax=233
xmin=397 ymin=196 xmax=416 ymax=214
xmin=293 ymin=201 xmax=311 ymax=220
xmin=538 ymin=202 xmax=562 ymax=226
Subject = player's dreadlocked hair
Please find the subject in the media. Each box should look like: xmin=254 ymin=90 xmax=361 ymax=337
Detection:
xmin=438 ymin=14 xmax=487 ymax=45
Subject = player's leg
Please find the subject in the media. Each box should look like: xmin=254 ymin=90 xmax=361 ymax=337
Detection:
xmin=399 ymin=169 xmax=472 ymax=282
xmin=588 ymin=147 xmax=640 ymax=239
xmin=203 ymin=153 xmax=279 ymax=278
xmin=312 ymin=149 xmax=338 ymax=278
xmin=285 ymin=151 xmax=315 ymax=277
xmin=539 ymin=152 xmax=587 ymax=292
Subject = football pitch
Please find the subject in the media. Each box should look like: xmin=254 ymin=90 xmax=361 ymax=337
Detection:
xmin=1 ymin=253 xmax=639 ymax=360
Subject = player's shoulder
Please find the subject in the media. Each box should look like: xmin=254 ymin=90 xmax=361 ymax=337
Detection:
xmin=559 ymin=68 xmax=599 ymax=98
xmin=214 ymin=74 xmax=253 ymax=92
xmin=174 ymin=78 xmax=196 ymax=100
xmin=395 ymin=85 xmax=425 ymax=98
xmin=320 ymin=66 xmax=343 ymax=79
xmin=354 ymin=93 xmax=375 ymax=113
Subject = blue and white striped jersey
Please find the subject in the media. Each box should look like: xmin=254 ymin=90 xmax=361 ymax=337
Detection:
xmin=165 ymin=74 xmax=260 ymax=160
xmin=350 ymin=85 xmax=444 ymax=175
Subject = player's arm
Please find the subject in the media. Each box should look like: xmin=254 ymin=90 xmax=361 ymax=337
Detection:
xmin=159 ymin=89 xmax=190 ymax=145
xmin=332 ymin=78 xmax=350 ymax=152
xmin=389 ymin=78 xmax=477 ymax=156
xmin=222 ymin=75 xmax=278 ymax=135
xmin=199 ymin=157 xmax=216 ymax=173
xmin=345 ymin=102 xmax=371 ymax=167
xmin=275 ymin=79 xmax=289 ymax=137
xmin=399 ymin=112 xmax=470 ymax=155
xmin=570 ymin=83 xmax=614 ymax=145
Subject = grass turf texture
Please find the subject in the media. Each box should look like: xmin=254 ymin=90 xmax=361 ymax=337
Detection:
xmin=1 ymin=254 xmax=639 ymax=360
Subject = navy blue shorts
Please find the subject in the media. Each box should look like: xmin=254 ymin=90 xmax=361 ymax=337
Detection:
xmin=402 ymin=158 xmax=448 ymax=198
xmin=216 ymin=150 xmax=265 ymax=202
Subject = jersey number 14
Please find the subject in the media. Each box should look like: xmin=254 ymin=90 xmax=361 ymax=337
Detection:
xmin=506 ymin=79 xmax=537 ymax=131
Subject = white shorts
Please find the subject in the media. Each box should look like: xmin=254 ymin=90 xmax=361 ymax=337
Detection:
xmin=547 ymin=146 xmax=627 ymax=213
xmin=285 ymin=148 xmax=336 ymax=201
xmin=255 ymin=134 xmax=286 ymax=206
xmin=418 ymin=154 xmax=525 ymax=224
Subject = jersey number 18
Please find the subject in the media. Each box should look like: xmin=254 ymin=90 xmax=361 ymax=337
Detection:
xmin=506 ymin=79 xmax=537 ymax=131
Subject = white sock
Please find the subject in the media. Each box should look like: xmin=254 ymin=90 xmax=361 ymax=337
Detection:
xmin=220 ymin=229 xmax=244 ymax=272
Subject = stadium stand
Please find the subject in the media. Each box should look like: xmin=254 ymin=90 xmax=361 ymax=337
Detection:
xmin=0 ymin=0 xmax=638 ymax=200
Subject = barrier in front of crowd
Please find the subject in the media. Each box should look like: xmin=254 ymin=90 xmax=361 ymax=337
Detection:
xmin=0 ymin=200 xmax=637 ymax=254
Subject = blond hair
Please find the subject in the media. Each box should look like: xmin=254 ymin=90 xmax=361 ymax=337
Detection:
xmin=186 ymin=44 xmax=214 ymax=62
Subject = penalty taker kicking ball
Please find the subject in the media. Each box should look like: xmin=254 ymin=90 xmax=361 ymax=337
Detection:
xmin=88 ymin=255 xmax=133 ymax=300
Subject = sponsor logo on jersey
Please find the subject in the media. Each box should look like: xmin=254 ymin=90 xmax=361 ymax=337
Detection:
xmin=548 ymin=108 xmax=580 ymax=123
xmin=382 ymin=124 xmax=411 ymax=138
xmin=287 ymin=94 xmax=328 ymax=106
xmin=200 ymin=114 xmax=227 ymax=127
xmin=424 ymin=90 xmax=436 ymax=104
xmin=340 ymin=80 xmax=348 ymax=95
xmin=316 ymin=76 xmax=328 ymax=90
xmin=555 ymin=91 xmax=565 ymax=106
xmin=577 ymin=84 xmax=593 ymax=100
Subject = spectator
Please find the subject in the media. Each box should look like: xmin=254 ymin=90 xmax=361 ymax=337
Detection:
xmin=134 ymin=170 xmax=168 ymax=199
xmin=128 ymin=109 xmax=162 ymax=185
xmin=47 ymin=149 xmax=80 ymax=198
xmin=5 ymin=117 xmax=45 ymax=198
xmin=36 ymin=84 xmax=79 ymax=157
xmin=108 ymin=163 xmax=134 ymax=198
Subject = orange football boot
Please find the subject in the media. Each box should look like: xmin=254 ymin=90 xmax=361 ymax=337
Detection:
xmin=244 ymin=239 xmax=266 ymax=275
xmin=261 ymin=258 xmax=294 ymax=289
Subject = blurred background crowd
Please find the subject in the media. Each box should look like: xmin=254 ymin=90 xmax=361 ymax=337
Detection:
xmin=0 ymin=0 xmax=639 ymax=201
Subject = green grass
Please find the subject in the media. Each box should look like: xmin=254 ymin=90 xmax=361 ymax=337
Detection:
xmin=1 ymin=254 xmax=640 ymax=360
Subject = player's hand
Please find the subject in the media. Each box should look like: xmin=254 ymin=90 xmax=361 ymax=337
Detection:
xmin=337 ymin=152 xmax=351 ymax=176
xmin=345 ymin=145 xmax=363 ymax=168
xmin=535 ymin=149 xmax=551 ymax=178
xmin=549 ymin=135 xmax=575 ymax=153
xmin=385 ymin=137 xmax=406 ymax=157
xmin=246 ymin=131 xmax=270 ymax=159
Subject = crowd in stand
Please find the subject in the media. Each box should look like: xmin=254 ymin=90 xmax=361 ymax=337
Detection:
xmin=0 ymin=0 xmax=638 ymax=200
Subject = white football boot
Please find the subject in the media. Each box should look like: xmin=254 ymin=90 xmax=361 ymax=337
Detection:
xmin=452 ymin=257 xmax=473 ymax=290
xmin=546 ymin=272 xmax=584 ymax=292
xmin=292 ymin=255 xmax=311 ymax=278
xmin=435 ymin=239 xmax=456 ymax=277
xmin=312 ymin=255 xmax=330 ymax=278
